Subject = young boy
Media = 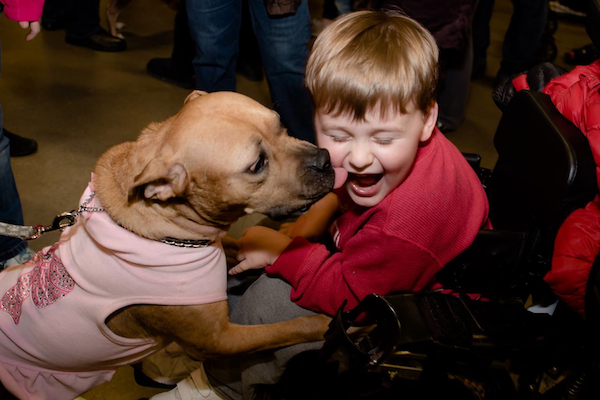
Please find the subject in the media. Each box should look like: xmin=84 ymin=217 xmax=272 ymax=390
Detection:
xmin=228 ymin=10 xmax=490 ymax=314
xmin=152 ymin=10 xmax=490 ymax=400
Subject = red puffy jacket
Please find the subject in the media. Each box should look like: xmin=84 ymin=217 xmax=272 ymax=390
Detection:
xmin=499 ymin=61 xmax=600 ymax=318
xmin=541 ymin=61 xmax=600 ymax=318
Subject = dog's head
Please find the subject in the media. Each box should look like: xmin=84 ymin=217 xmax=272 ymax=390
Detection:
xmin=97 ymin=91 xmax=336 ymax=239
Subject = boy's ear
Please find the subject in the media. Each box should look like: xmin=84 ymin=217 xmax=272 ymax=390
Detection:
xmin=419 ymin=102 xmax=439 ymax=142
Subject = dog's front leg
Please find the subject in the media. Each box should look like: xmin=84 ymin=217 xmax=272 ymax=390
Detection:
xmin=130 ymin=301 xmax=330 ymax=360
xmin=189 ymin=315 xmax=332 ymax=358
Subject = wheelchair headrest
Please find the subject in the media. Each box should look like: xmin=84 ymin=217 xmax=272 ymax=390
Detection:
xmin=487 ymin=91 xmax=596 ymax=232
xmin=587 ymin=0 xmax=600 ymax=49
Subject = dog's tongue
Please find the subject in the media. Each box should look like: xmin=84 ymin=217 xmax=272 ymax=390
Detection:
xmin=334 ymin=167 xmax=348 ymax=190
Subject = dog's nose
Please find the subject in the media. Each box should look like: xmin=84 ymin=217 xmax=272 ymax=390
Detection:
xmin=310 ymin=148 xmax=332 ymax=172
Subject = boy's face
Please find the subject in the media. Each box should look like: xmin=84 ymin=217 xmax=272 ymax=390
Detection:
xmin=315 ymin=102 xmax=438 ymax=207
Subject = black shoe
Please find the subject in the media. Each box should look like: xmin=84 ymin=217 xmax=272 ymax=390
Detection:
xmin=41 ymin=19 xmax=66 ymax=31
xmin=65 ymin=28 xmax=126 ymax=52
xmin=146 ymin=58 xmax=195 ymax=89
xmin=3 ymin=129 xmax=38 ymax=157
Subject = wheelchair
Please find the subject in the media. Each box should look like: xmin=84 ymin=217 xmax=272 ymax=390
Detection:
xmin=267 ymin=88 xmax=597 ymax=400
xmin=268 ymin=3 xmax=600 ymax=398
xmin=259 ymin=3 xmax=600 ymax=399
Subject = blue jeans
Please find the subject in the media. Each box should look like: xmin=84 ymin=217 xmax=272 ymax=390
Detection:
xmin=0 ymin=34 xmax=27 ymax=261
xmin=0 ymin=103 xmax=27 ymax=262
xmin=186 ymin=0 xmax=315 ymax=143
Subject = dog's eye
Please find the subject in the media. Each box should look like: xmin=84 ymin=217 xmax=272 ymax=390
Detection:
xmin=249 ymin=153 xmax=268 ymax=174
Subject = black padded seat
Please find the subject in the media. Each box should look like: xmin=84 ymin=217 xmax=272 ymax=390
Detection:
xmin=487 ymin=90 xmax=596 ymax=233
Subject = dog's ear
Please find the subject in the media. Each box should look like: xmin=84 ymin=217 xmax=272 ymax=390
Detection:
xmin=184 ymin=90 xmax=207 ymax=105
xmin=131 ymin=160 xmax=190 ymax=201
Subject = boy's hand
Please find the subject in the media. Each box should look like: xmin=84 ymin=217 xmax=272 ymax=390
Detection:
xmin=19 ymin=21 xmax=41 ymax=41
xmin=229 ymin=226 xmax=292 ymax=275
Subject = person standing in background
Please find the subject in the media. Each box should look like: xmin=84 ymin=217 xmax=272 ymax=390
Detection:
xmin=186 ymin=0 xmax=315 ymax=143
xmin=0 ymin=0 xmax=44 ymax=270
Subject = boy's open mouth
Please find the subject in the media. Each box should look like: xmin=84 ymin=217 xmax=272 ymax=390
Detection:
xmin=348 ymin=173 xmax=383 ymax=196
xmin=349 ymin=173 xmax=383 ymax=187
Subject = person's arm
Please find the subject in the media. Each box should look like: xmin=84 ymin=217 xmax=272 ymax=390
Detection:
xmin=266 ymin=227 xmax=443 ymax=316
xmin=1 ymin=0 xmax=45 ymax=40
xmin=228 ymin=226 xmax=292 ymax=275
xmin=228 ymin=193 xmax=341 ymax=275
xmin=279 ymin=193 xmax=341 ymax=241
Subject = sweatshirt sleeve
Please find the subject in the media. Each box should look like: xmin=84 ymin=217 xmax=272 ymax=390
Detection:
xmin=265 ymin=226 xmax=442 ymax=316
xmin=1 ymin=0 xmax=45 ymax=22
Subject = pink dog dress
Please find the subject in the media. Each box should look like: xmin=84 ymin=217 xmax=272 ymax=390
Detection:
xmin=0 ymin=183 xmax=227 ymax=399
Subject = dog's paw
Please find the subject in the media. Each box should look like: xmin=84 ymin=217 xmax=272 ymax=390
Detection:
xmin=302 ymin=314 xmax=333 ymax=341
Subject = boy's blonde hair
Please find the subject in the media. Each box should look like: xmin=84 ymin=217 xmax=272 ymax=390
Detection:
xmin=306 ymin=11 xmax=439 ymax=119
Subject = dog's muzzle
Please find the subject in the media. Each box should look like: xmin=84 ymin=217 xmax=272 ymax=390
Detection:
xmin=301 ymin=147 xmax=335 ymax=193
xmin=265 ymin=148 xmax=335 ymax=220
xmin=308 ymin=148 xmax=332 ymax=174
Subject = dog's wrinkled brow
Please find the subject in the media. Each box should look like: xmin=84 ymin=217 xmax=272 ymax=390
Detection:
xmin=249 ymin=136 xmax=267 ymax=159
xmin=253 ymin=136 xmax=263 ymax=147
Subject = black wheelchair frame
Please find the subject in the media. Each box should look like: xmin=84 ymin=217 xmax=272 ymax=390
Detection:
xmin=268 ymin=90 xmax=600 ymax=400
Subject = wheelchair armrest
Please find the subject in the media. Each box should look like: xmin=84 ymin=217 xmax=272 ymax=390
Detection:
xmin=320 ymin=292 xmax=552 ymax=377
xmin=462 ymin=152 xmax=481 ymax=171
xmin=462 ymin=152 xmax=493 ymax=188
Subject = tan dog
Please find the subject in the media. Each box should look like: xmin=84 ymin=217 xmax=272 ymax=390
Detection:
xmin=0 ymin=91 xmax=335 ymax=399
xmin=97 ymin=90 xmax=334 ymax=353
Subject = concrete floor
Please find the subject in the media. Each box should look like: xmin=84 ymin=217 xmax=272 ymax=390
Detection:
xmin=0 ymin=0 xmax=590 ymax=398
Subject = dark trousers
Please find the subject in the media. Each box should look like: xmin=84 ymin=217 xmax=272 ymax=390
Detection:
xmin=500 ymin=0 xmax=549 ymax=77
xmin=186 ymin=0 xmax=315 ymax=143
xmin=0 ymin=43 xmax=27 ymax=261
xmin=42 ymin=0 xmax=100 ymax=38
xmin=170 ymin=0 xmax=196 ymax=77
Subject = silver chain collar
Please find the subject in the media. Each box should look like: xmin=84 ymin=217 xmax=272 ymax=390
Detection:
xmin=161 ymin=238 xmax=213 ymax=248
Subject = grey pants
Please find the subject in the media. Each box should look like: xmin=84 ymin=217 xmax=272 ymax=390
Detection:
xmin=205 ymin=274 xmax=324 ymax=400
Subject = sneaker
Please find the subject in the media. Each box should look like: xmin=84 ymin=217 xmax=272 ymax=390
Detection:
xmin=549 ymin=1 xmax=586 ymax=17
xmin=150 ymin=364 xmax=224 ymax=400
xmin=0 ymin=246 xmax=36 ymax=271
xmin=4 ymin=129 xmax=38 ymax=157
xmin=133 ymin=365 xmax=176 ymax=390
xmin=137 ymin=342 xmax=202 ymax=387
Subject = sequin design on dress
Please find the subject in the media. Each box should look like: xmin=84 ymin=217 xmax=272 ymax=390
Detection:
xmin=1 ymin=244 xmax=75 ymax=325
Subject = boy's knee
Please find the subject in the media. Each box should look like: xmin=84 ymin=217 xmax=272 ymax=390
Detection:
xmin=230 ymin=275 xmax=314 ymax=325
